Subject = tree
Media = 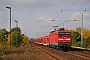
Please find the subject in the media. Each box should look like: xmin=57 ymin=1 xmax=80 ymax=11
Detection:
xmin=76 ymin=27 xmax=81 ymax=34
xmin=0 ymin=27 xmax=30 ymax=48
xmin=72 ymin=30 xmax=81 ymax=42
xmin=22 ymin=35 xmax=30 ymax=44
xmin=0 ymin=28 xmax=8 ymax=49
xmin=82 ymin=29 xmax=90 ymax=48
xmin=7 ymin=27 xmax=22 ymax=47
xmin=75 ymin=27 xmax=90 ymax=48
xmin=71 ymin=30 xmax=81 ymax=46
xmin=10 ymin=28 xmax=22 ymax=47
xmin=10 ymin=27 xmax=21 ymax=33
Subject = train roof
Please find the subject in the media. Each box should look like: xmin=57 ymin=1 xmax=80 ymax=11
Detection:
xmin=49 ymin=28 xmax=71 ymax=33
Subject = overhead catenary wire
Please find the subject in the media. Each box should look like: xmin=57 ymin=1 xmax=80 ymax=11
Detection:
xmin=1 ymin=1 xmax=89 ymax=22
xmin=63 ymin=0 xmax=81 ymax=11
xmin=54 ymin=0 xmax=81 ymax=20
xmin=70 ymin=9 xmax=87 ymax=20
xmin=35 ymin=0 xmax=62 ymax=10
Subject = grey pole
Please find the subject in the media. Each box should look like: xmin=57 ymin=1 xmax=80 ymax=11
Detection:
xmin=6 ymin=6 xmax=11 ymax=48
xmin=81 ymin=14 xmax=83 ymax=47
xmin=6 ymin=7 xmax=11 ymax=31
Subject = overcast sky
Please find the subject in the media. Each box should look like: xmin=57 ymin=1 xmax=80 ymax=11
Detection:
xmin=0 ymin=0 xmax=90 ymax=38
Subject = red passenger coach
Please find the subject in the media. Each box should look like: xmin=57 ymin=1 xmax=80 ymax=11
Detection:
xmin=43 ymin=36 xmax=48 ymax=46
xmin=34 ymin=38 xmax=39 ymax=44
xmin=48 ymin=31 xmax=55 ymax=47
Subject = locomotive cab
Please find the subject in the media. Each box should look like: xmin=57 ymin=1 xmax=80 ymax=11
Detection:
xmin=57 ymin=29 xmax=72 ymax=51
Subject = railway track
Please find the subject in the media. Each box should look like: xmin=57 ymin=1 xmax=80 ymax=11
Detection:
xmin=33 ymin=44 xmax=67 ymax=60
xmin=69 ymin=51 xmax=90 ymax=60
xmin=37 ymin=47 xmax=66 ymax=60
xmin=65 ymin=51 xmax=90 ymax=60
xmin=34 ymin=44 xmax=90 ymax=60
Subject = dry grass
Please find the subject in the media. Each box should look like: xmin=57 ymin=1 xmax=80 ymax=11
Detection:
xmin=0 ymin=43 xmax=56 ymax=60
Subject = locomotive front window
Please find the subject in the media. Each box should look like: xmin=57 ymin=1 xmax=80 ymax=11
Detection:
xmin=58 ymin=33 xmax=64 ymax=36
xmin=58 ymin=32 xmax=70 ymax=36
xmin=64 ymin=33 xmax=70 ymax=36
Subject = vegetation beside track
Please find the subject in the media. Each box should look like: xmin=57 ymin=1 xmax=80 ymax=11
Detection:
xmin=72 ymin=27 xmax=90 ymax=48
xmin=0 ymin=43 xmax=58 ymax=60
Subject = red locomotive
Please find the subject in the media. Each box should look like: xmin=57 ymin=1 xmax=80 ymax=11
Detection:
xmin=34 ymin=28 xmax=72 ymax=51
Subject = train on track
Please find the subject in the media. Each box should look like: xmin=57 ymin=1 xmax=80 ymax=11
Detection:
xmin=34 ymin=28 xmax=72 ymax=51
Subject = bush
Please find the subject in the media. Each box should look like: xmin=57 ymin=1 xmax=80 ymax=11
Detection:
xmin=72 ymin=40 xmax=81 ymax=47
xmin=87 ymin=44 xmax=90 ymax=48
xmin=75 ymin=41 xmax=81 ymax=47
xmin=82 ymin=42 xmax=89 ymax=48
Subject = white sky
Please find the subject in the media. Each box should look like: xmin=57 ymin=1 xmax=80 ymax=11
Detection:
xmin=0 ymin=0 xmax=90 ymax=38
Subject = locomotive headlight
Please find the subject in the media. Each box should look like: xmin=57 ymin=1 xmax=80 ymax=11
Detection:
xmin=58 ymin=38 xmax=63 ymax=40
xmin=66 ymin=38 xmax=70 ymax=40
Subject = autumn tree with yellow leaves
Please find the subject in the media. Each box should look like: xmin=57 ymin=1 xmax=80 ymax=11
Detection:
xmin=0 ymin=27 xmax=30 ymax=49
xmin=6 ymin=28 xmax=22 ymax=47
xmin=0 ymin=28 xmax=8 ymax=49
xmin=75 ymin=27 xmax=90 ymax=48
xmin=22 ymin=35 xmax=30 ymax=44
